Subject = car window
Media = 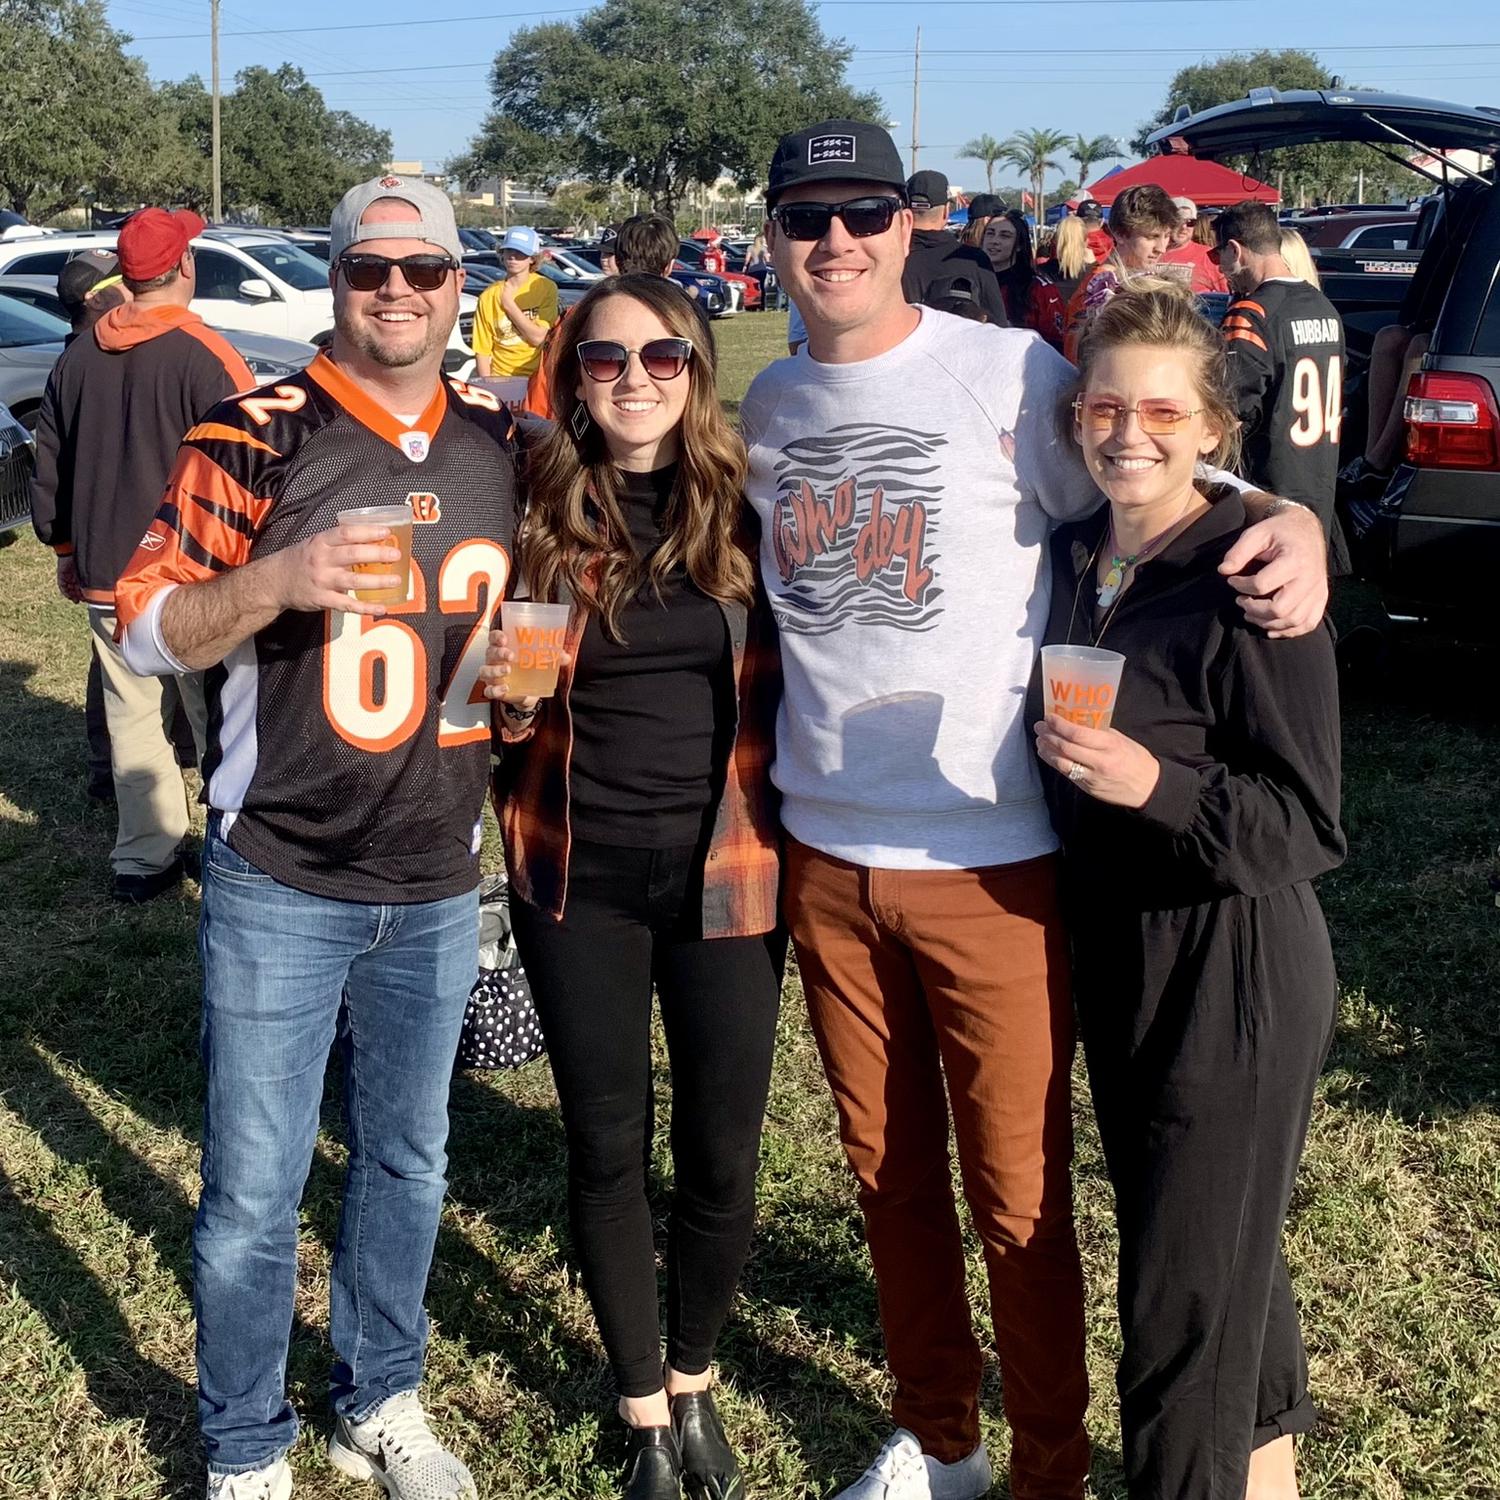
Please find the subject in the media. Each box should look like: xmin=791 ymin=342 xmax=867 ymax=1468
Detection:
xmin=194 ymin=248 xmax=257 ymax=299
xmin=5 ymin=250 xmax=71 ymax=277
xmin=0 ymin=295 xmax=69 ymax=347
xmin=0 ymin=286 xmax=67 ymax=320
xmin=1349 ymin=224 xmax=1413 ymax=250
xmin=241 ymin=242 xmax=327 ymax=291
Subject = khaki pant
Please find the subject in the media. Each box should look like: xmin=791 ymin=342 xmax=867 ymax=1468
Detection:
xmin=89 ymin=608 xmax=207 ymax=876
xmin=784 ymin=837 xmax=1090 ymax=1498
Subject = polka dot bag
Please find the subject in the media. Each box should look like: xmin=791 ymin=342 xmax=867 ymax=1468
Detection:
xmin=457 ymin=873 xmax=546 ymax=1070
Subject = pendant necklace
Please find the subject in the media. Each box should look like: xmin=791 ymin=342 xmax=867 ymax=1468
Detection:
xmin=1096 ymin=516 xmax=1182 ymax=607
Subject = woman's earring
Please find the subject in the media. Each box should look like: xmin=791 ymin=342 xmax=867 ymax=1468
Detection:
xmin=569 ymin=402 xmax=591 ymax=443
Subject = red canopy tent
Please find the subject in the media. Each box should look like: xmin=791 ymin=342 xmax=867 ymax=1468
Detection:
xmin=1079 ymin=157 xmax=1279 ymax=208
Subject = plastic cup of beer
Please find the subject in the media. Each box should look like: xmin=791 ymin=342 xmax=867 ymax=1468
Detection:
xmin=337 ymin=502 xmax=412 ymax=605
xmin=1040 ymin=645 xmax=1126 ymax=730
xmin=500 ymin=600 xmax=571 ymax=699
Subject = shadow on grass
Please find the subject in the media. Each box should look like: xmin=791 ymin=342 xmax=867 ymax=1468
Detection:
xmin=1318 ymin=631 xmax=1500 ymax=1122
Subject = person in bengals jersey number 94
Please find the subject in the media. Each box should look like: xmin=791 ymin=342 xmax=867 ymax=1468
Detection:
xmin=114 ymin=176 xmax=519 ymax=1500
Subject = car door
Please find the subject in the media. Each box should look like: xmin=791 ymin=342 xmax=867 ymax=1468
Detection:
xmin=190 ymin=247 xmax=289 ymax=337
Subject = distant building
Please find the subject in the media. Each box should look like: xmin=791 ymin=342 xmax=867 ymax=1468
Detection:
xmin=382 ymin=161 xmax=450 ymax=191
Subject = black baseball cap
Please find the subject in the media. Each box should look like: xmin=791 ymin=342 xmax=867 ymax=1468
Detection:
xmin=966 ymin=193 xmax=1007 ymax=222
xmin=1078 ymin=200 xmax=1104 ymax=220
xmin=767 ymin=120 xmax=908 ymax=206
xmin=906 ymin=170 xmax=949 ymax=211
xmin=57 ymin=249 xmax=119 ymax=310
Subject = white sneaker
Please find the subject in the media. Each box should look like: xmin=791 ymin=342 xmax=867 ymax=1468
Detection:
xmin=834 ymin=1428 xmax=993 ymax=1500
xmin=327 ymin=1391 xmax=477 ymax=1499
xmin=206 ymin=1457 xmax=292 ymax=1500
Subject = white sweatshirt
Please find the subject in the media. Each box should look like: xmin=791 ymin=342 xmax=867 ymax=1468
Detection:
xmin=740 ymin=307 xmax=1100 ymax=870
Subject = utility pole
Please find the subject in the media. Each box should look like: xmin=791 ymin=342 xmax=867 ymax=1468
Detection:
xmin=910 ymin=27 xmax=921 ymax=171
xmin=210 ymin=0 xmax=222 ymax=222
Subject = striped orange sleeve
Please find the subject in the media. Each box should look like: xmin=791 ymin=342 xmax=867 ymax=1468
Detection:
xmin=114 ymin=445 xmax=273 ymax=630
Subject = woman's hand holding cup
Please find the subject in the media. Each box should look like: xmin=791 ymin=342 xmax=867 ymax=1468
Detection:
xmin=1034 ymin=714 xmax=1161 ymax=809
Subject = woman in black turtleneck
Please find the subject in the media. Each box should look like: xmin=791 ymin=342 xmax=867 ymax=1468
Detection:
xmin=484 ymin=275 xmax=782 ymax=1500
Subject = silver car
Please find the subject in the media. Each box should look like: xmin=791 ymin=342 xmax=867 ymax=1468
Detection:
xmin=0 ymin=398 xmax=35 ymax=538
xmin=0 ymin=277 xmax=317 ymax=432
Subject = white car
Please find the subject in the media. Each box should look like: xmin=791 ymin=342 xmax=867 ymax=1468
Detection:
xmin=0 ymin=228 xmax=477 ymax=371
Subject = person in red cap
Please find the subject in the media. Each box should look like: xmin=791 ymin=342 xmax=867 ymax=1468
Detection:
xmin=31 ymin=206 xmax=253 ymax=902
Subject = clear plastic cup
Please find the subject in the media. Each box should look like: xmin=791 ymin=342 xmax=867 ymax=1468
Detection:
xmin=500 ymin=600 xmax=571 ymax=699
xmin=1040 ymin=644 xmax=1126 ymax=730
xmin=337 ymin=503 xmax=412 ymax=604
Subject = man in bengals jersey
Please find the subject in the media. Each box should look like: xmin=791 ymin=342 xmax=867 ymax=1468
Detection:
xmin=1214 ymin=201 xmax=1347 ymax=562
xmin=116 ymin=176 xmax=519 ymax=1500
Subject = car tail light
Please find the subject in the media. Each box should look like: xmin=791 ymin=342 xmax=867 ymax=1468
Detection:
xmin=1403 ymin=371 xmax=1500 ymax=469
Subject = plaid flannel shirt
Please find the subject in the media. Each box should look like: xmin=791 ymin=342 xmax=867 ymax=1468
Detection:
xmin=497 ymin=557 xmax=783 ymax=939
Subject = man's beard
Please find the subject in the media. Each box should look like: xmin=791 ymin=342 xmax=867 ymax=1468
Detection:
xmin=343 ymin=312 xmax=449 ymax=369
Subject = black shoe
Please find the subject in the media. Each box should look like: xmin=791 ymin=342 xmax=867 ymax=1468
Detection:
xmin=112 ymin=858 xmax=185 ymax=904
xmin=622 ymin=1424 xmax=682 ymax=1500
xmin=671 ymin=1392 xmax=744 ymax=1500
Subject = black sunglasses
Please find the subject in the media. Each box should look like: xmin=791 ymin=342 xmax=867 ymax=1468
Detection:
xmin=337 ymin=253 xmax=459 ymax=292
xmin=770 ymin=196 xmax=906 ymax=241
xmin=576 ymin=338 xmax=694 ymax=383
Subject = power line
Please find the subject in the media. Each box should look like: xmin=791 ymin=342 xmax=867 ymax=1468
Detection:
xmin=132 ymin=8 xmax=587 ymax=39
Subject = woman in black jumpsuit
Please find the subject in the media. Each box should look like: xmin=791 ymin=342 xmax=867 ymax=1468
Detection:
xmin=1032 ymin=285 xmax=1345 ymax=1499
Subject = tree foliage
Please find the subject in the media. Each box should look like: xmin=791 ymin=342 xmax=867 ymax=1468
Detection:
xmin=960 ymin=135 xmax=1006 ymax=194
xmin=0 ymin=0 xmax=197 ymax=219
xmin=167 ymin=67 xmax=392 ymax=223
xmin=1068 ymin=133 xmax=1120 ymax=190
xmin=454 ymin=0 xmax=883 ymax=213
xmin=1132 ymin=51 xmax=1416 ymax=203
xmin=1001 ymin=127 xmax=1070 ymax=213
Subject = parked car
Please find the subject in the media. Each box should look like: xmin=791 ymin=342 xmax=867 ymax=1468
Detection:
xmin=0 ymin=295 xmax=67 ymax=431
xmin=673 ymin=239 xmax=757 ymax=309
xmin=0 ymin=397 xmax=35 ymax=540
xmin=566 ymin=245 xmax=734 ymax=317
xmin=0 ymin=229 xmax=478 ymax=371
xmin=1286 ymin=211 xmax=1420 ymax=253
xmin=489 ymin=260 xmax=591 ymax=311
xmin=1148 ymin=87 xmax=1500 ymax=631
xmin=0 ymin=277 xmax=319 ymax=431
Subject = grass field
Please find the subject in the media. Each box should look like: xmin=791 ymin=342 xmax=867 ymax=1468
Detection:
xmin=1 ymin=311 xmax=1498 ymax=1498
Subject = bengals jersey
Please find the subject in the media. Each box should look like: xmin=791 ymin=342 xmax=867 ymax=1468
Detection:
xmin=116 ymin=353 xmax=520 ymax=903
xmin=1223 ymin=278 xmax=1346 ymax=535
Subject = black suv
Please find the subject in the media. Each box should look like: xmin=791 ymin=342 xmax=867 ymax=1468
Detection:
xmin=1149 ymin=89 xmax=1500 ymax=630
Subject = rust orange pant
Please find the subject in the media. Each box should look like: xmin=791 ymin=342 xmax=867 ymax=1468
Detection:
xmin=784 ymin=838 xmax=1090 ymax=1499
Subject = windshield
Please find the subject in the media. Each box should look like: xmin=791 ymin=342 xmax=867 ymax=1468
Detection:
xmin=242 ymin=241 xmax=331 ymax=291
xmin=0 ymin=295 xmax=68 ymax=347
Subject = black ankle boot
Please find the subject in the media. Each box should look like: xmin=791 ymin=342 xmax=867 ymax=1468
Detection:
xmin=670 ymin=1391 xmax=744 ymax=1500
xmin=622 ymin=1423 xmax=682 ymax=1500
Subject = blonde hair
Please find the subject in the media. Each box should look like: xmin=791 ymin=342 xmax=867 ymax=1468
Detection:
xmin=1053 ymin=215 xmax=1091 ymax=279
xmin=521 ymin=275 xmax=755 ymax=641
xmin=1070 ymin=280 xmax=1242 ymax=471
xmin=1279 ymin=228 xmax=1322 ymax=290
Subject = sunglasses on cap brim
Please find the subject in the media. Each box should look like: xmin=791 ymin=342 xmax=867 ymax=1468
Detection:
xmin=770 ymin=196 xmax=906 ymax=241
xmin=576 ymin=338 xmax=695 ymax=382
xmin=337 ymin=253 xmax=459 ymax=292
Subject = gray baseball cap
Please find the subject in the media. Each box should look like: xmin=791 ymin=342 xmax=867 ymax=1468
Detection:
xmin=329 ymin=175 xmax=464 ymax=263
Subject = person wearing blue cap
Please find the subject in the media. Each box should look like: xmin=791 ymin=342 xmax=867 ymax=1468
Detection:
xmin=473 ymin=225 xmax=558 ymax=380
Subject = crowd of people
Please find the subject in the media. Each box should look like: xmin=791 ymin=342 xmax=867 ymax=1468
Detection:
xmin=28 ymin=114 xmax=1353 ymax=1500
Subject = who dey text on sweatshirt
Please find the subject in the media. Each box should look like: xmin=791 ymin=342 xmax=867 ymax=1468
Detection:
xmin=739 ymin=307 xmax=1103 ymax=872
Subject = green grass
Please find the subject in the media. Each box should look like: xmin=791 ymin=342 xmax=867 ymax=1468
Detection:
xmin=1 ymin=314 xmax=1498 ymax=1497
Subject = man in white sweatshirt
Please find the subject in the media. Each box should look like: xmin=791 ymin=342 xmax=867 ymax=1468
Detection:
xmin=741 ymin=119 xmax=1329 ymax=1500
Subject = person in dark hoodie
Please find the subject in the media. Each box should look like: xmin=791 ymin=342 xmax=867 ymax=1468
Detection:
xmin=900 ymin=170 xmax=1008 ymax=325
xmin=31 ymin=207 xmax=253 ymax=902
xmin=1033 ymin=283 xmax=1344 ymax=1500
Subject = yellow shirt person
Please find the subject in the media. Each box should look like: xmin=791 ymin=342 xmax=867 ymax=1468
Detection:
xmin=472 ymin=226 xmax=559 ymax=379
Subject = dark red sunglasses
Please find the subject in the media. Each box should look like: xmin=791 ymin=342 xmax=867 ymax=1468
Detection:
xmin=576 ymin=338 xmax=694 ymax=382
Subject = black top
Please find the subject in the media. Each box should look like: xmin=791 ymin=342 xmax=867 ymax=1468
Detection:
xmin=1038 ymin=491 xmax=1345 ymax=912
xmin=902 ymin=228 xmax=1010 ymax=326
xmin=1223 ymin=277 xmax=1346 ymax=539
xmin=568 ymin=462 xmax=734 ymax=848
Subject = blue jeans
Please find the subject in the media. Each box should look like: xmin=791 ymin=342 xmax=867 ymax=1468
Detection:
xmin=193 ymin=815 xmax=478 ymax=1474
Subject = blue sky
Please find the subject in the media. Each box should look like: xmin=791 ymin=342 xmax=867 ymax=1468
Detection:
xmin=106 ymin=0 xmax=1500 ymax=201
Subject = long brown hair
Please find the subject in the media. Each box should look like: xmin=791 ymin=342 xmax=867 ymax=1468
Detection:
xmin=521 ymin=274 xmax=755 ymax=641
xmin=1068 ymin=280 xmax=1242 ymax=471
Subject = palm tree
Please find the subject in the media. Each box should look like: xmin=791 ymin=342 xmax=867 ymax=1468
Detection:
xmin=1000 ymin=127 xmax=1070 ymax=216
xmin=960 ymin=134 xmax=1006 ymax=195
xmin=1068 ymin=133 xmax=1120 ymax=194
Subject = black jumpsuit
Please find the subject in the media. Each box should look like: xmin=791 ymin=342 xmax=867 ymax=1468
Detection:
xmin=1039 ymin=492 xmax=1346 ymax=1499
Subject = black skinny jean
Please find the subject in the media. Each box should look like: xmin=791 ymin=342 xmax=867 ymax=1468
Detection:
xmin=511 ymin=838 xmax=784 ymax=1397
